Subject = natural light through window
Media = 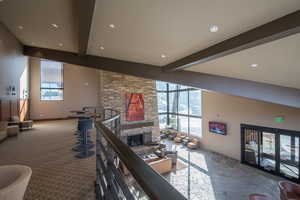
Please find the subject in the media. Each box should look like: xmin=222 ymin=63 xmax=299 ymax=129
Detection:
xmin=156 ymin=81 xmax=202 ymax=137
xmin=40 ymin=60 xmax=64 ymax=101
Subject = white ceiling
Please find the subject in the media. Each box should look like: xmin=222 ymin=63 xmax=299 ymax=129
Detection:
xmin=88 ymin=0 xmax=300 ymax=66
xmin=0 ymin=0 xmax=78 ymax=52
xmin=187 ymin=33 xmax=300 ymax=89
xmin=0 ymin=0 xmax=299 ymax=90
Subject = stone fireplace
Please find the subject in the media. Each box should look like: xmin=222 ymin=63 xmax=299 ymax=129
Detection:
xmin=99 ymin=70 xmax=160 ymax=146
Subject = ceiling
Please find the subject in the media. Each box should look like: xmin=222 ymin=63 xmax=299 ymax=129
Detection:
xmin=187 ymin=33 xmax=300 ymax=89
xmin=0 ymin=0 xmax=78 ymax=52
xmin=88 ymin=0 xmax=300 ymax=66
xmin=0 ymin=0 xmax=299 ymax=89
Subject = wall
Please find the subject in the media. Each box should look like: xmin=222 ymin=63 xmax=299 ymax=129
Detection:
xmin=30 ymin=58 xmax=100 ymax=120
xmin=201 ymin=91 xmax=300 ymax=160
xmin=100 ymin=71 xmax=160 ymax=140
xmin=0 ymin=22 xmax=29 ymax=120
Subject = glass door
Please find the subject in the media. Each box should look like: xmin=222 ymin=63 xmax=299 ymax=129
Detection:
xmin=280 ymin=135 xmax=299 ymax=180
xmin=259 ymin=132 xmax=276 ymax=172
xmin=242 ymin=124 xmax=300 ymax=183
xmin=244 ymin=129 xmax=259 ymax=166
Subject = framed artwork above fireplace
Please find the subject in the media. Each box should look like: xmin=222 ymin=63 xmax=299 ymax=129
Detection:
xmin=125 ymin=93 xmax=145 ymax=122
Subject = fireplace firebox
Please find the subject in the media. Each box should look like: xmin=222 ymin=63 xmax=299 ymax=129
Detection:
xmin=127 ymin=134 xmax=144 ymax=147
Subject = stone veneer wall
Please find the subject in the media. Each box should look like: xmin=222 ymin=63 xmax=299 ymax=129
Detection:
xmin=99 ymin=70 xmax=160 ymax=141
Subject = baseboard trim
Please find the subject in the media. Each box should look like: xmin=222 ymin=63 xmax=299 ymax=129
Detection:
xmin=33 ymin=117 xmax=76 ymax=122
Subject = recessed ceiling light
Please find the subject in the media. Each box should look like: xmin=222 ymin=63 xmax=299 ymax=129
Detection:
xmin=251 ymin=64 xmax=258 ymax=68
xmin=161 ymin=54 xmax=166 ymax=58
xmin=209 ymin=25 xmax=219 ymax=33
xmin=100 ymin=46 xmax=104 ymax=50
xmin=109 ymin=24 xmax=115 ymax=28
xmin=31 ymin=42 xmax=35 ymax=45
xmin=51 ymin=24 xmax=59 ymax=28
xmin=18 ymin=25 xmax=24 ymax=30
xmin=58 ymin=43 xmax=63 ymax=47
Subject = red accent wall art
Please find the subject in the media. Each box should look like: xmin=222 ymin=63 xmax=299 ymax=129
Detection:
xmin=125 ymin=93 xmax=145 ymax=122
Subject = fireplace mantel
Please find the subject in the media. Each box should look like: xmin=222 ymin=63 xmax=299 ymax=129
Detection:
xmin=121 ymin=120 xmax=154 ymax=130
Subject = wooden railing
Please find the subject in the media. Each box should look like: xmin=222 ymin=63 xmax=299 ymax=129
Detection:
xmin=95 ymin=109 xmax=186 ymax=200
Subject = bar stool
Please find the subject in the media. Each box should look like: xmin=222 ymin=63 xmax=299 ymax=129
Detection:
xmin=73 ymin=118 xmax=94 ymax=149
xmin=73 ymin=119 xmax=95 ymax=158
xmin=75 ymin=120 xmax=93 ymax=146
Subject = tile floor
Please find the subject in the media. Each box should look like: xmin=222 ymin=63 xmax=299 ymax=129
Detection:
xmin=162 ymin=139 xmax=283 ymax=200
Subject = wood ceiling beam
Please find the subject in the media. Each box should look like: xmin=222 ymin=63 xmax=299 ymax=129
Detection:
xmin=23 ymin=46 xmax=300 ymax=108
xmin=163 ymin=10 xmax=300 ymax=72
xmin=76 ymin=0 xmax=96 ymax=55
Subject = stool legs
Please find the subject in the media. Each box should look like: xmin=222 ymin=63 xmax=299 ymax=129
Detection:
xmin=74 ymin=119 xmax=95 ymax=159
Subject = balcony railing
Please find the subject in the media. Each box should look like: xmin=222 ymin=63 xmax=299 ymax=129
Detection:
xmin=95 ymin=108 xmax=186 ymax=200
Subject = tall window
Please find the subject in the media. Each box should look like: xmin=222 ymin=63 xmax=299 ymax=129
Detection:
xmin=156 ymin=81 xmax=202 ymax=137
xmin=40 ymin=60 xmax=64 ymax=101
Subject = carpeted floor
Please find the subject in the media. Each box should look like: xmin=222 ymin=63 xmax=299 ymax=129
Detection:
xmin=0 ymin=120 xmax=96 ymax=200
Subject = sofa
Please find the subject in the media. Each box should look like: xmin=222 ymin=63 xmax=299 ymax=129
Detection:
xmin=0 ymin=165 xmax=32 ymax=200
xmin=0 ymin=122 xmax=7 ymax=142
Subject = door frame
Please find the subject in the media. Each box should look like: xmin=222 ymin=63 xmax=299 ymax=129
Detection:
xmin=241 ymin=124 xmax=300 ymax=183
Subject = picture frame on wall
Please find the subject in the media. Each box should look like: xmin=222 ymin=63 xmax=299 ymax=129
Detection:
xmin=125 ymin=93 xmax=145 ymax=122
xmin=209 ymin=121 xmax=227 ymax=135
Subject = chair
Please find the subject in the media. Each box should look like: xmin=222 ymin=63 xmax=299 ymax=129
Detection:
xmin=0 ymin=121 xmax=7 ymax=142
xmin=7 ymin=125 xmax=19 ymax=137
xmin=278 ymin=181 xmax=300 ymax=200
xmin=182 ymin=136 xmax=192 ymax=146
xmin=165 ymin=150 xmax=178 ymax=166
xmin=174 ymin=132 xmax=185 ymax=143
xmin=187 ymin=138 xmax=199 ymax=149
xmin=249 ymin=194 xmax=273 ymax=200
xmin=0 ymin=165 xmax=32 ymax=200
xmin=174 ymin=137 xmax=182 ymax=143
xmin=168 ymin=131 xmax=177 ymax=140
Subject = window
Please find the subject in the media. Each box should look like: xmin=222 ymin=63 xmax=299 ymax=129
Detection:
xmin=40 ymin=60 xmax=64 ymax=101
xmin=157 ymin=92 xmax=167 ymax=113
xmin=156 ymin=81 xmax=202 ymax=137
xmin=178 ymin=91 xmax=188 ymax=114
xmin=189 ymin=90 xmax=202 ymax=116
xmin=168 ymin=92 xmax=177 ymax=113
xmin=158 ymin=114 xmax=167 ymax=129
xmin=156 ymin=81 xmax=167 ymax=91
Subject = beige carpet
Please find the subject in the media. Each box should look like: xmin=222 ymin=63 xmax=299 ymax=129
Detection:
xmin=0 ymin=120 xmax=96 ymax=200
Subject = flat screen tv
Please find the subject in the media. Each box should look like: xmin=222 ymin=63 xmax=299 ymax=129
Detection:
xmin=209 ymin=122 xmax=227 ymax=135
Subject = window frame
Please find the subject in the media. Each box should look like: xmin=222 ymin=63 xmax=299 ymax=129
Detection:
xmin=40 ymin=60 xmax=64 ymax=101
xmin=156 ymin=81 xmax=202 ymax=137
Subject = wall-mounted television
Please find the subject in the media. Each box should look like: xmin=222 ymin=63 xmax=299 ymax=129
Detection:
xmin=209 ymin=122 xmax=227 ymax=135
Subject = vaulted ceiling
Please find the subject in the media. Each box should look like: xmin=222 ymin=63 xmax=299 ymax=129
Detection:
xmin=0 ymin=0 xmax=300 ymax=106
